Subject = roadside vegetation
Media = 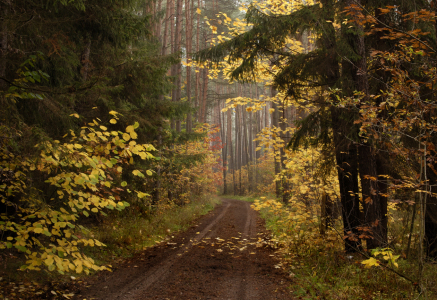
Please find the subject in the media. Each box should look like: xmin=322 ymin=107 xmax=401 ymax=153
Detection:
xmin=208 ymin=0 xmax=437 ymax=299
xmin=0 ymin=194 xmax=219 ymax=297
xmin=0 ymin=0 xmax=225 ymax=297
xmin=253 ymin=197 xmax=437 ymax=299
xmin=3 ymin=0 xmax=437 ymax=299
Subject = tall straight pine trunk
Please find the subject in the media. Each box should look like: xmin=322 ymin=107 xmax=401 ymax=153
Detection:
xmin=161 ymin=0 xmax=172 ymax=56
xmin=174 ymin=0 xmax=182 ymax=132
xmin=185 ymin=0 xmax=193 ymax=132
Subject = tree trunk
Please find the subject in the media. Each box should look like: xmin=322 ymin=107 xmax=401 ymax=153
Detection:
xmin=185 ymin=0 xmax=193 ymax=132
xmin=155 ymin=0 xmax=163 ymax=38
xmin=319 ymin=176 xmax=334 ymax=236
xmin=279 ymin=102 xmax=289 ymax=204
xmin=174 ymin=0 xmax=183 ymax=132
xmin=0 ymin=2 xmax=9 ymax=90
xmin=169 ymin=0 xmax=176 ymax=130
xmin=201 ymin=66 xmax=208 ymax=123
xmin=152 ymin=127 xmax=163 ymax=206
xmin=244 ymin=114 xmax=249 ymax=193
xmin=359 ymin=145 xmax=386 ymax=249
xmin=319 ymin=0 xmax=363 ymax=252
xmin=236 ymin=105 xmax=241 ymax=195
xmin=346 ymin=0 xmax=387 ymax=249
xmin=220 ymin=100 xmax=227 ymax=194
xmin=161 ymin=0 xmax=172 ymax=55
xmin=194 ymin=0 xmax=200 ymax=123
xmin=81 ymin=38 xmax=92 ymax=81
xmin=271 ymin=88 xmax=281 ymax=199
xmin=331 ymin=107 xmax=362 ymax=252
xmin=227 ymin=108 xmax=236 ymax=195
xmin=248 ymin=102 xmax=254 ymax=193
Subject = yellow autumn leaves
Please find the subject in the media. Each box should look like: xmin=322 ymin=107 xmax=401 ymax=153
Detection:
xmin=361 ymin=248 xmax=400 ymax=269
xmin=0 ymin=112 xmax=155 ymax=274
xmin=124 ymin=124 xmax=138 ymax=140
xmin=249 ymin=0 xmax=319 ymax=16
xmin=249 ymin=143 xmax=342 ymax=257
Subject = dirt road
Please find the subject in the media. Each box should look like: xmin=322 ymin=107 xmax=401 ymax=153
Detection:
xmin=75 ymin=198 xmax=295 ymax=299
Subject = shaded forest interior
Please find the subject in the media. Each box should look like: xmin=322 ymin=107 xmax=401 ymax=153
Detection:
xmin=2 ymin=0 xmax=437 ymax=298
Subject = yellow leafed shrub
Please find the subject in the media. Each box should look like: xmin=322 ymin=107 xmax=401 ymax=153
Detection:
xmin=252 ymin=147 xmax=343 ymax=257
xmin=0 ymin=112 xmax=154 ymax=274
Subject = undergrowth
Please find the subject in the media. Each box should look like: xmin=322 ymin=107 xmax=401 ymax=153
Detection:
xmin=0 ymin=195 xmax=220 ymax=298
xmin=221 ymin=194 xmax=257 ymax=203
xmin=85 ymin=195 xmax=221 ymax=263
xmin=222 ymin=193 xmax=276 ymax=203
xmin=255 ymin=197 xmax=437 ymax=300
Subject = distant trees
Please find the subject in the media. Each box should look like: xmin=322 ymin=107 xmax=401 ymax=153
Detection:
xmin=196 ymin=0 xmax=437 ymax=259
xmin=0 ymin=0 xmax=226 ymax=273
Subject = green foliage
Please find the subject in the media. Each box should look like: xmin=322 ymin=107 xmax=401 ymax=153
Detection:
xmin=5 ymin=54 xmax=50 ymax=102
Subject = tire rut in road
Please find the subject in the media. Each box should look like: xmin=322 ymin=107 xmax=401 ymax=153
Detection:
xmin=75 ymin=199 xmax=295 ymax=300
xmin=126 ymin=201 xmax=231 ymax=299
xmin=75 ymin=201 xmax=231 ymax=300
xmin=222 ymin=201 xmax=258 ymax=300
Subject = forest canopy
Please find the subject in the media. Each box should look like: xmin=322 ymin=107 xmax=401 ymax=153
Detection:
xmin=2 ymin=0 xmax=437 ymax=298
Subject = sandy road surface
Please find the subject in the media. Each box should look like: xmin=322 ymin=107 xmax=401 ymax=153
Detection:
xmin=75 ymin=198 xmax=295 ymax=300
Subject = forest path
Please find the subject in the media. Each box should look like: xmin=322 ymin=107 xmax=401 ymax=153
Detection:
xmin=75 ymin=198 xmax=295 ymax=300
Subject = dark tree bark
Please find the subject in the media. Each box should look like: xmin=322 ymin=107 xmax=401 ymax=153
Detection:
xmin=236 ymin=104 xmax=242 ymax=195
xmin=201 ymin=66 xmax=208 ymax=123
xmin=227 ymin=107 xmax=236 ymax=195
xmin=359 ymin=145 xmax=386 ymax=249
xmin=331 ymin=108 xmax=362 ymax=252
xmin=271 ymin=87 xmax=281 ymax=199
xmin=0 ymin=2 xmax=9 ymax=90
xmin=220 ymin=100 xmax=227 ymax=194
xmin=81 ymin=38 xmax=91 ymax=81
xmin=345 ymin=0 xmax=387 ymax=249
xmin=248 ymin=95 xmax=254 ymax=193
xmin=152 ymin=127 xmax=163 ymax=206
xmin=279 ymin=103 xmax=289 ymax=204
